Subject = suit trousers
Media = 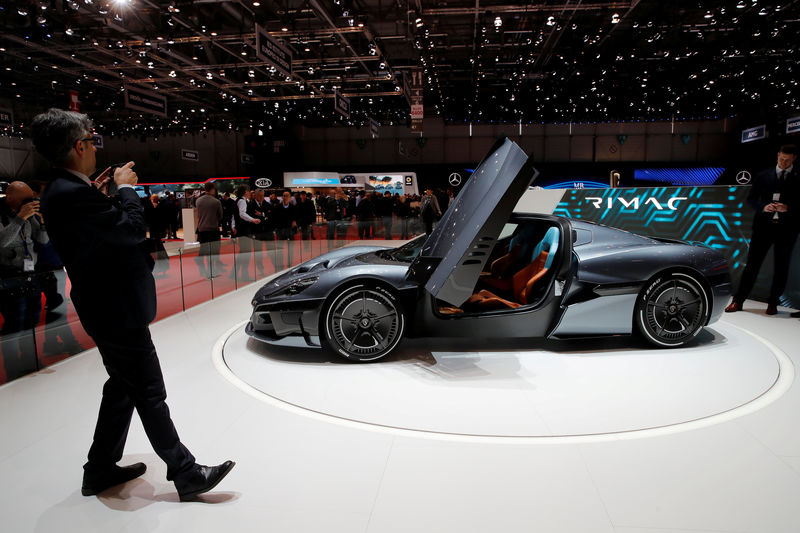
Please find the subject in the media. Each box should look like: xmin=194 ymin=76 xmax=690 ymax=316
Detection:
xmin=85 ymin=325 xmax=195 ymax=480
xmin=734 ymin=222 xmax=799 ymax=306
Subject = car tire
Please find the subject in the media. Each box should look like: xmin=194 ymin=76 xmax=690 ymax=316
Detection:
xmin=322 ymin=284 xmax=405 ymax=362
xmin=635 ymin=272 xmax=710 ymax=348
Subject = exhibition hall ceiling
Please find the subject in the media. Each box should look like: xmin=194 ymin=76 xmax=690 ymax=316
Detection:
xmin=0 ymin=0 xmax=798 ymax=135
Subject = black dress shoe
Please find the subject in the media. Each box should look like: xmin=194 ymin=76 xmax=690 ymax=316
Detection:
xmin=791 ymin=311 xmax=800 ymax=318
xmin=82 ymin=462 xmax=147 ymax=496
xmin=174 ymin=461 xmax=235 ymax=502
xmin=766 ymin=304 xmax=778 ymax=315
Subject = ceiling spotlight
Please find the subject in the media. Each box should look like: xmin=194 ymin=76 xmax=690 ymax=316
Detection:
xmin=611 ymin=13 xmax=620 ymax=24
xmin=168 ymin=2 xmax=179 ymax=12
xmin=241 ymin=46 xmax=247 ymax=56
xmin=736 ymin=1 xmax=746 ymax=7
xmin=65 ymin=27 xmax=74 ymax=36
xmin=494 ymin=16 xmax=502 ymax=28
xmin=379 ymin=61 xmax=385 ymax=69
xmin=17 ymin=7 xmax=29 ymax=16
xmin=704 ymin=10 xmax=713 ymax=19
xmin=206 ymin=72 xmax=213 ymax=79
xmin=415 ymin=17 xmax=424 ymax=28
xmin=169 ymin=70 xmax=177 ymax=78
xmin=758 ymin=8 xmax=767 ymax=15
xmin=308 ymin=66 xmax=314 ymax=74
xmin=253 ymin=1 xmax=260 ymax=5
xmin=546 ymin=16 xmax=555 ymax=26
xmin=281 ymin=26 xmax=288 ymax=32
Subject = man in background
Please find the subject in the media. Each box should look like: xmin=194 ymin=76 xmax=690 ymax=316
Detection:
xmin=195 ymin=182 xmax=224 ymax=278
xmin=0 ymin=181 xmax=49 ymax=381
xmin=726 ymin=144 xmax=799 ymax=315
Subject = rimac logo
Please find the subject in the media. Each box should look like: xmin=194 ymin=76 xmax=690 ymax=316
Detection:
xmin=586 ymin=196 xmax=688 ymax=210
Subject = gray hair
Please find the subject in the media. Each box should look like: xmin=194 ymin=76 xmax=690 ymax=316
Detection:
xmin=31 ymin=108 xmax=94 ymax=166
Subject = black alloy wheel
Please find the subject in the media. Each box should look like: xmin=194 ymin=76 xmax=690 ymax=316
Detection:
xmin=635 ymin=272 xmax=710 ymax=348
xmin=323 ymin=284 xmax=405 ymax=362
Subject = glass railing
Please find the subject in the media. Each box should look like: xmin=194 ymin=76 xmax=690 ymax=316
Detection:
xmin=0 ymin=217 xmax=425 ymax=386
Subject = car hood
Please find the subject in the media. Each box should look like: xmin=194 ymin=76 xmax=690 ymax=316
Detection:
xmin=252 ymin=245 xmax=387 ymax=300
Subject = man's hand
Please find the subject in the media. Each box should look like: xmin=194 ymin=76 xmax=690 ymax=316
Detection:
xmin=764 ymin=203 xmax=777 ymax=213
xmin=17 ymin=200 xmax=40 ymax=221
xmin=94 ymin=166 xmax=113 ymax=195
xmin=773 ymin=202 xmax=788 ymax=213
xmin=252 ymin=219 xmax=262 ymax=224
xmin=114 ymin=161 xmax=138 ymax=186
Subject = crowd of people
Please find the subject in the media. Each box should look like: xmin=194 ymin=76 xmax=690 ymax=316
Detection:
xmin=149 ymin=184 xmax=457 ymax=280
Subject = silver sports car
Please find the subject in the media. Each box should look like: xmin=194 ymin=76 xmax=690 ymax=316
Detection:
xmin=247 ymin=137 xmax=732 ymax=361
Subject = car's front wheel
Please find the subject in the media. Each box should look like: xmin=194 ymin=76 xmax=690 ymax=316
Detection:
xmin=635 ymin=272 xmax=710 ymax=348
xmin=322 ymin=284 xmax=405 ymax=362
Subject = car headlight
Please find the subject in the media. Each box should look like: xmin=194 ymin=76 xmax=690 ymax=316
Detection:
xmin=285 ymin=276 xmax=319 ymax=295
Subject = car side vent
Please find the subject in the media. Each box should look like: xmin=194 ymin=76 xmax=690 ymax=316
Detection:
xmin=462 ymin=259 xmax=481 ymax=265
xmin=479 ymin=236 xmax=495 ymax=241
xmin=467 ymin=251 xmax=486 ymax=257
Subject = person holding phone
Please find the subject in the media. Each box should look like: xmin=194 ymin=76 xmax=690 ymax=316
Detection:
xmin=32 ymin=108 xmax=234 ymax=501
xmin=0 ymin=181 xmax=50 ymax=382
xmin=726 ymin=144 xmax=799 ymax=315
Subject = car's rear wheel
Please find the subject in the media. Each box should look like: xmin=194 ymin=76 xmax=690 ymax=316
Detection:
xmin=635 ymin=272 xmax=709 ymax=348
xmin=322 ymin=284 xmax=405 ymax=362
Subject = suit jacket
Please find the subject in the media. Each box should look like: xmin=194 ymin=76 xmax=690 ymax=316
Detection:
xmin=747 ymin=166 xmax=800 ymax=231
xmin=40 ymin=169 xmax=156 ymax=331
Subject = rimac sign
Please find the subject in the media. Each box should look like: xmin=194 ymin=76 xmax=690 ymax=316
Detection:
xmin=586 ymin=196 xmax=688 ymax=211
xmin=255 ymin=24 xmax=292 ymax=78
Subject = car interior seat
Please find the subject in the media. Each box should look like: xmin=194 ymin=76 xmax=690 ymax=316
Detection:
xmin=483 ymin=224 xmax=538 ymax=282
xmin=466 ymin=226 xmax=560 ymax=310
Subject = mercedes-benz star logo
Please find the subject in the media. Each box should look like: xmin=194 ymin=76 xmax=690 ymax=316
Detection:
xmin=735 ymin=171 xmax=751 ymax=185
xmin=448 ymin=172 xmax=462 ymax=186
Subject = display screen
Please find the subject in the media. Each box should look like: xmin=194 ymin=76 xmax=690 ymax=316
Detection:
xmin=291 ymin=178 xmax=341 ymax=185
xmin=634 ymin=167 xmax=725 ymax=186
xmin=368 ymin=175 xmax=404 ymax=194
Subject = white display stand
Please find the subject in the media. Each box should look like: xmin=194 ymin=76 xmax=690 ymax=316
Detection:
xmin=182 ymin=207 xmax=197 ymax=242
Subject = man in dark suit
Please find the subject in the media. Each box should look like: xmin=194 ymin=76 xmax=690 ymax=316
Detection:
xmin=32 ymin=108 xmax=234 ymax=501
xmin=726 ymin=144 xmax=799 ymax=315
xmin=271 ymin=190 xmax=297 ymax=269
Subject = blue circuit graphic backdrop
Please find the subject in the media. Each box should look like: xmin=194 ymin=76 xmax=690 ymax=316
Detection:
xmin=553 ymin=186 xmax=800 ymax=309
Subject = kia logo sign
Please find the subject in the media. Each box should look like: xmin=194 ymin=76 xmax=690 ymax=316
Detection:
xmin=736 ymin=171 xmax=752 ymax=185
xmin=255 ymin=178 xmax=273 ymax=188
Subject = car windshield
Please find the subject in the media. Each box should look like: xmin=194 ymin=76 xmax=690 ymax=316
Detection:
xmin=378 ymin=235 xmax=426 ymax=262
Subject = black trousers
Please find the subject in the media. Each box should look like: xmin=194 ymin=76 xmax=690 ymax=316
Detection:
xmin=734 ymin=222 xmax=799 ymax=306
xmin=85 ymin=325 xmax=195 ymax=480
